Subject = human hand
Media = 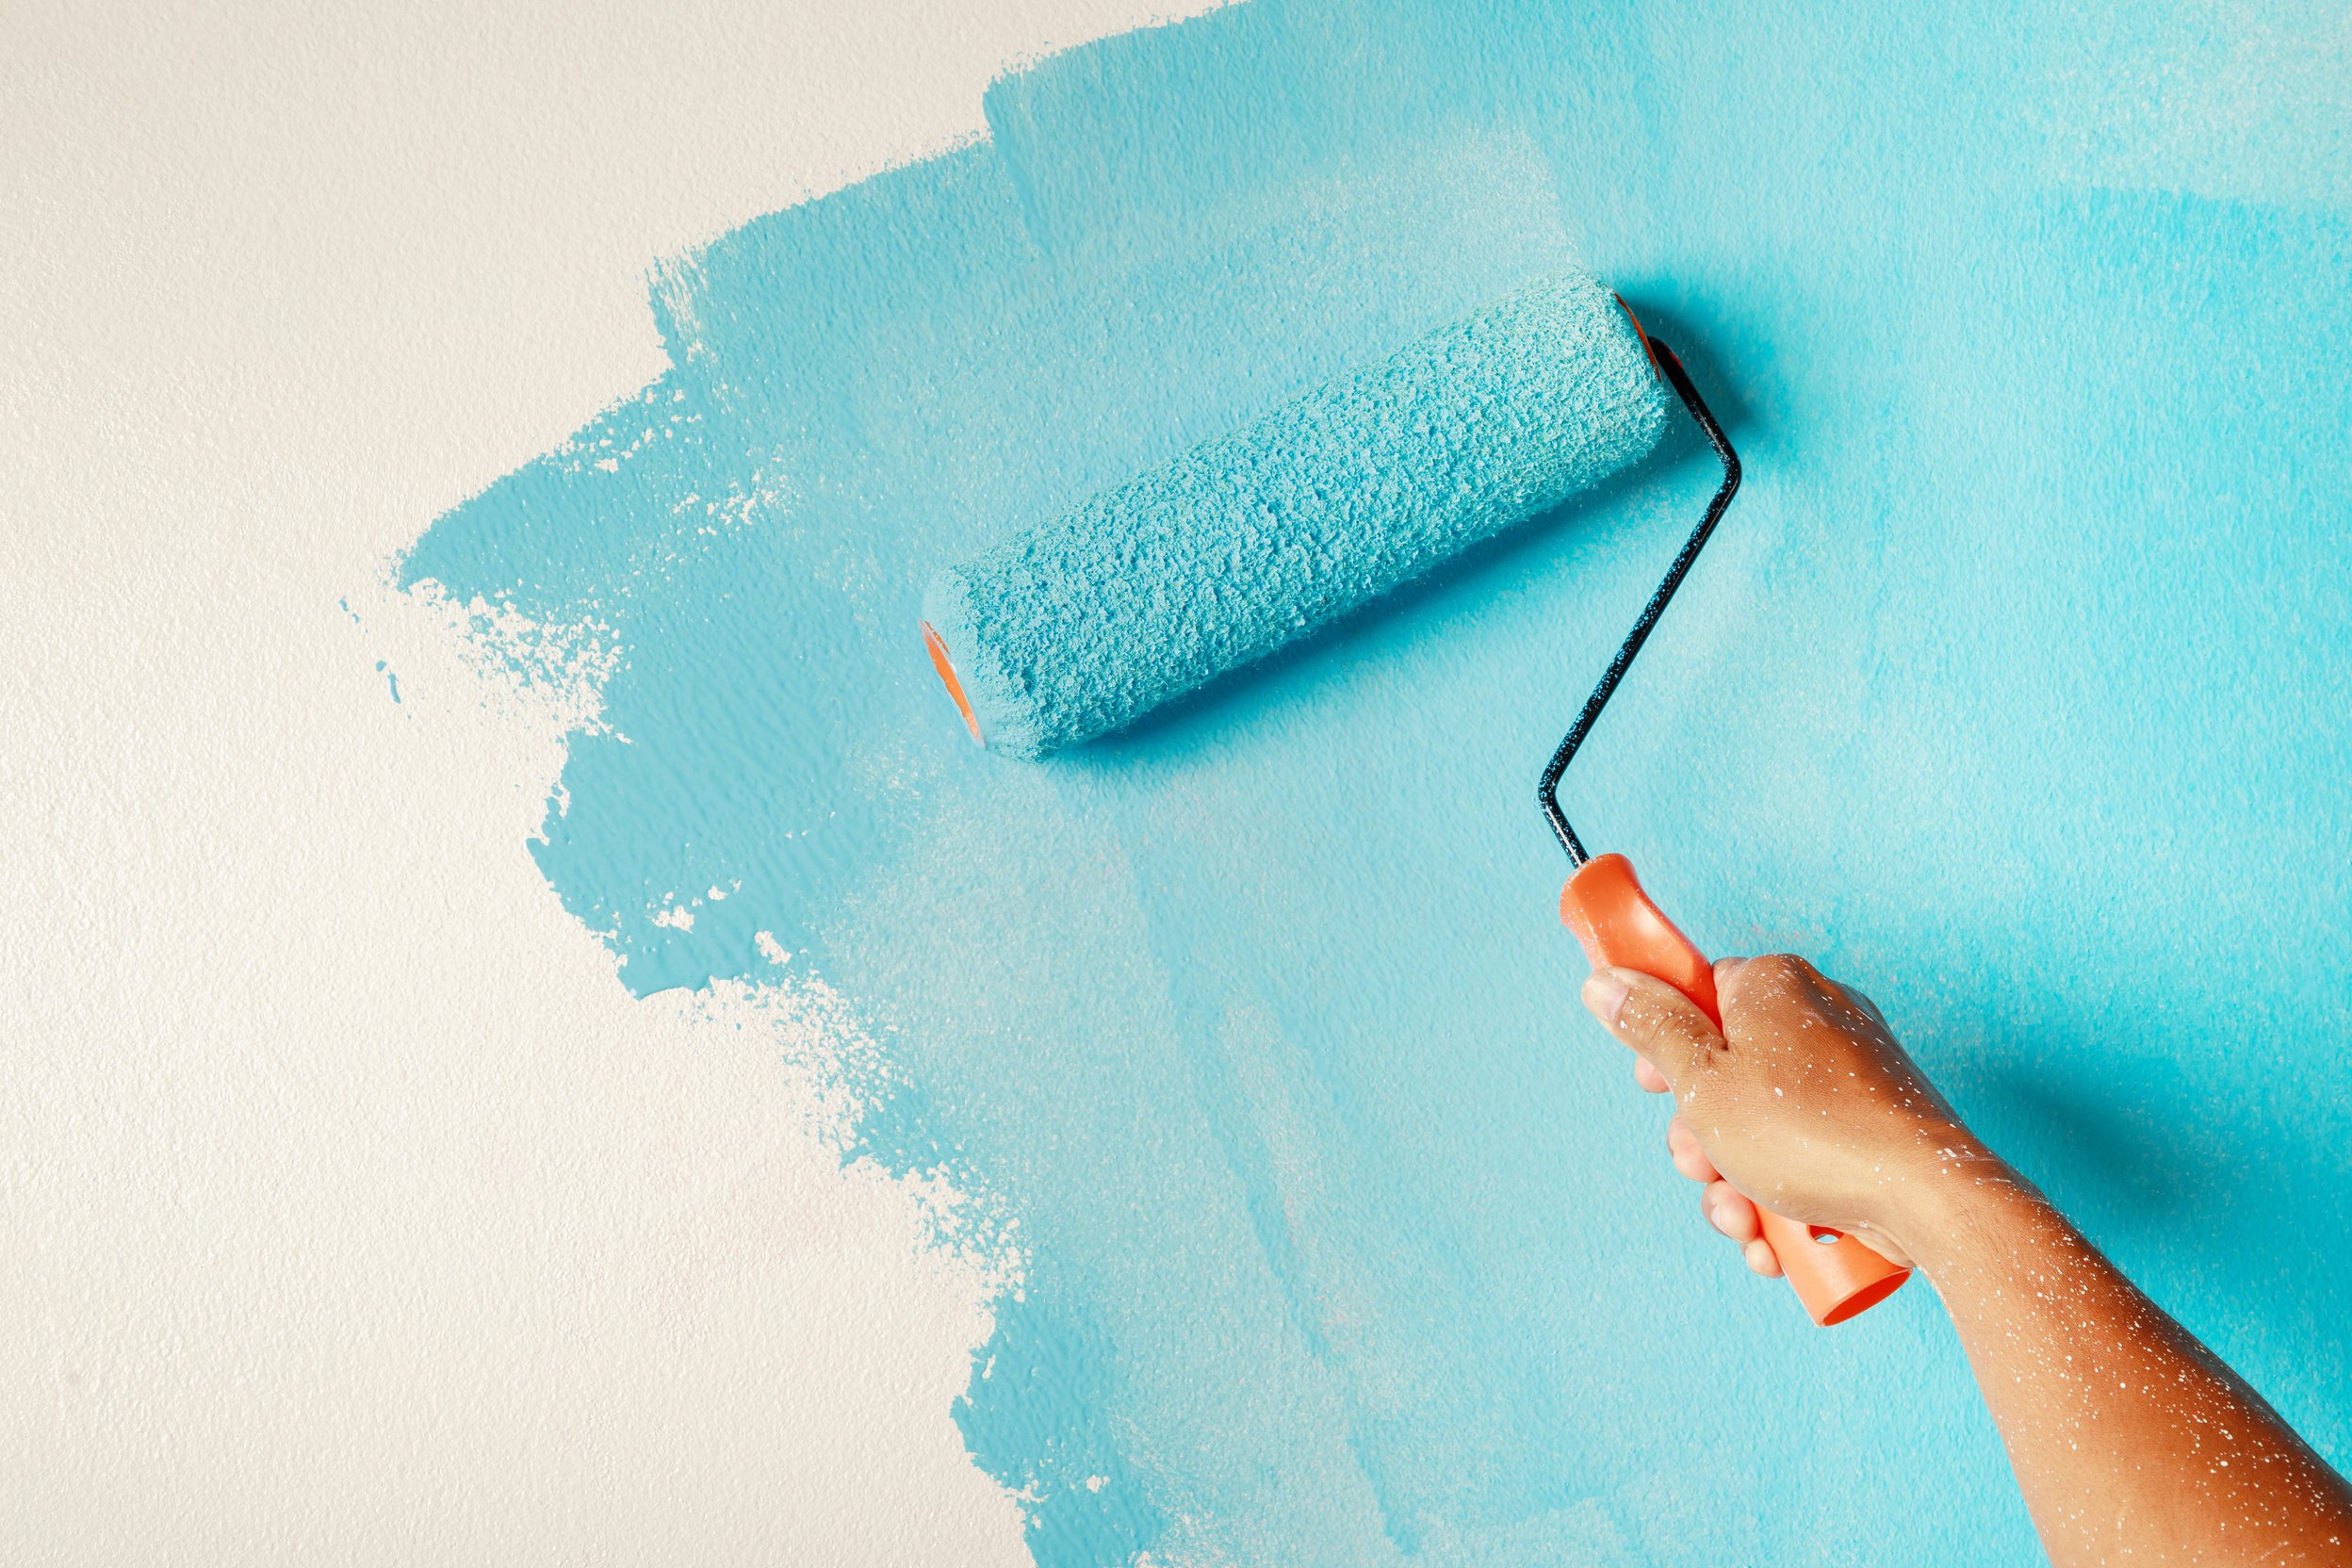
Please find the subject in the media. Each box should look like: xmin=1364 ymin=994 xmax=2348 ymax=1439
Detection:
xmin=1581 ymin=955 xmax=1997 ymax=1278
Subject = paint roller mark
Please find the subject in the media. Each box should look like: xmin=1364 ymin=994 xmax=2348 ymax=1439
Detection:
xmin=399 ymin=2 xmax=2352 ymax=1562
xmin=2031 ymin=1 xmax=2352 ymax=206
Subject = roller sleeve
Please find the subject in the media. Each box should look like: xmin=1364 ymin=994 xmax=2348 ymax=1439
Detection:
xmin=921 ymin=270 xmax=1669 ymax=757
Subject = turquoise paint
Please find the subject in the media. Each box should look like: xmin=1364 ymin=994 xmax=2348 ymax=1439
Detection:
xmin=398 ymin=3 xmax=2352 ymax=1562
xmin=923 ymin=270 xmax=1665 ymax=757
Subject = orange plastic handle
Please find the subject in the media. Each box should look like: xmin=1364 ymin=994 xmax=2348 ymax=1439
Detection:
xmin=1560 ymin=854 xmax=1911 ymax=1326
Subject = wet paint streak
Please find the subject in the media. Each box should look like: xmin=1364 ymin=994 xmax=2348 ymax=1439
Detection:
xmin=400 ymin=3 xmax=2352 ymax=1562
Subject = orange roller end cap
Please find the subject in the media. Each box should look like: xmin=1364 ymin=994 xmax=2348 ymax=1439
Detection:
xmin=921 ymin=620 xmax=983 ymax=745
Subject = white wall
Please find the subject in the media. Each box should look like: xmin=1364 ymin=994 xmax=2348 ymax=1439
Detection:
xmin=0 ymin=2 xmax=1200 ymax=1559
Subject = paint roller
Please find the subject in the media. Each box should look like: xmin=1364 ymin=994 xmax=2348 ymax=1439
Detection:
xmin=919 ymin=269 xmax=1911 ymax=1325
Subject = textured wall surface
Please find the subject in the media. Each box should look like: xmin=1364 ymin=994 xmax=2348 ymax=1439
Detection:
xmin=12 ymin=0 xmax=2352 ymax=1564
xmin=0 ymin=1 xmax=1195 ymax=1561
xmin=396 ymin=3 xmax=2352 ymax=1565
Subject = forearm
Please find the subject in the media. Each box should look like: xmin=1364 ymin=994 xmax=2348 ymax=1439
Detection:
xmin=1899 ymin=1163 xmax=2352 ymax=1565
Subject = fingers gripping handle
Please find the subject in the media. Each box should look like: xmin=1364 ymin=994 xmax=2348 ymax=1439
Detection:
xmin=1560 ymin=855 xmax=1911 ymax=1327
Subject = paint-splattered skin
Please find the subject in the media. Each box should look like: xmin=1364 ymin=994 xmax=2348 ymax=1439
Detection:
xmin=400 ymin=3 xmax=2352 ymax=1562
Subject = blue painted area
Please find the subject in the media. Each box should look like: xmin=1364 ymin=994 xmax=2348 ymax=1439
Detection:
xmin=400 ymin=4 xmax=2352 ymax=1562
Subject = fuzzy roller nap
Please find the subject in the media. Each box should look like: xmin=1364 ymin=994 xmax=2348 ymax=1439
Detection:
xmin=920 ymin=270 xmax=1669 ymax=758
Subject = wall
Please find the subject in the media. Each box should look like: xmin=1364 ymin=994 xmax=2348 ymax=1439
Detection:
xmin=0 ymin=1 xmax=1197 ymax=1561
xmin=11 ymin=0 xmax=2351 ymax=1564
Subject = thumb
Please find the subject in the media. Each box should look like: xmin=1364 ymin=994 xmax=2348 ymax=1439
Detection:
xmin=1581 ymin=967 xmax=1723 ymax=1095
